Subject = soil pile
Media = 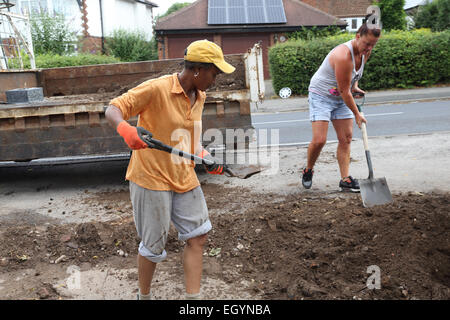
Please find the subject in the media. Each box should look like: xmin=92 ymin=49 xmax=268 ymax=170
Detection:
xmin=1 ymin=185 xmax=449 ymax=300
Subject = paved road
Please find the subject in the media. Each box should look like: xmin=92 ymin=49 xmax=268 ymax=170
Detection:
xmin=251 ymin=99 xmax=450 ymax=146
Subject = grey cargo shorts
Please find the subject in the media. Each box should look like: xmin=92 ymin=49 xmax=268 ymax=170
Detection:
xmin=129 ymin=181 xmax=211 ymax=263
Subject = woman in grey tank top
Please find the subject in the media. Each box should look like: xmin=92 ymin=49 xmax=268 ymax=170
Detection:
xmin=302 ymin=18 xmax=381 ymax=192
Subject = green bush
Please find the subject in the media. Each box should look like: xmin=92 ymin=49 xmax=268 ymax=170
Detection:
xmin=106 ymin=29 xmax=157 ymax=62
xmin=30 ymin=11 xmax=77 ymax=55
xmin=287 ymin=26 xmax=343 ymax=41
xmin=14 ymin=53 xmax=121 ymax=69
xmin=269 ymin=29 xmax=450 ymax=95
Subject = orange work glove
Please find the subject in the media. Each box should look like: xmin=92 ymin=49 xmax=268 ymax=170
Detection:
xmin=199 ymin=149 xmax=225 ymax=175
xmin=116 ymin=121 xmax=148 ymax=150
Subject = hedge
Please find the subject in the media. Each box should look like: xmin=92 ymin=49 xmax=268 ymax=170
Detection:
xmin=10 ymin=53 xmax=121 ymax=69
xmin=268 ymin=29 xmax=450 ymax=95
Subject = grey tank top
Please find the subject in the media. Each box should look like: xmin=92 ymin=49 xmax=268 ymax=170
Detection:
xmin=308 ymin=40 xmax=365 ymax=100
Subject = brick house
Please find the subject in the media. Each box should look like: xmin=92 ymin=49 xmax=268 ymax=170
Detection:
xmin=154 ymin=0 xmax=346 ymax=79
xmin=301 ymin=0 xmax=373 ymax=32
xmin=4 ymin=0 xmax=158 ymax=53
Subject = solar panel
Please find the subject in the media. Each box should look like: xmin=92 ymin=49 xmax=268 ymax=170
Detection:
xmin=207 ymin=0 xmax=287 ymax=25
xmin=229 ymin=0 xmax=244 ymax=6
xmin=247 ymin=6 xmax=265 ymax=24
xmin=228 ymin=7 xmax=246 ymax=23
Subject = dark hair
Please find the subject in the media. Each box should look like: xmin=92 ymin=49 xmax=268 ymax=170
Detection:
xmin=184 ymin=60 xmax=214 ymax=70
xmin=357 ymin=14 xmax=381 ymax=37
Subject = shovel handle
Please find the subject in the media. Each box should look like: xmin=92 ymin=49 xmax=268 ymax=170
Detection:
xmin=359 ymin=114 xmax=374 ymax=179
xmin=360 ymin=113 xmax=370 ymax=152
xmin=136 ymin=126 xmax=215 ymax=166
xmin=137 ymin=127 xmax=245 ymax=178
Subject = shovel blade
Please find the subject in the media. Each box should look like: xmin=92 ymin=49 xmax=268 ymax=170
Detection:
xmin=360 ymin=177 xmax=393 ymax=208
xmin=226 ymin=164 xmax=262 ymax=179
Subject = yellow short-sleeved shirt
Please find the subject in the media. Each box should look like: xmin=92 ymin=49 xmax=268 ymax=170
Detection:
xmin=110 ymin=73 xmax=206 ymax=193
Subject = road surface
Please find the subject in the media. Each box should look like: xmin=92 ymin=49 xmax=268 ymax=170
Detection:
xmin=251 ymin=100 xmax=450 ymax=146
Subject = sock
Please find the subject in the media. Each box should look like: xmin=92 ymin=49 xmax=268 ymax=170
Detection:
xmin=185 ymin=292 xmax=202 ymax=300
xmin=138 ymin=289 xmax=151 ymax=300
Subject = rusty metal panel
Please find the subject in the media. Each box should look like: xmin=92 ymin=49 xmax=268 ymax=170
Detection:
xmin=0 ymin=53 xmax=254 ymax=162
xmin=0 ymin=99 xmax=253 ymax=161
xmin=0 ymin=101 xmax=107 ymax=118
xmin=0 ymin=71 xmax=39 ymax=102
xmin=0 ymin=109 xmax=136 ymax=161
xmin=40 ymin=59 xmax=185 ymax=97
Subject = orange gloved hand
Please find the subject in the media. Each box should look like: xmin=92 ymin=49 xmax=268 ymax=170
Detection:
xmin=116 ymin=121 xmax=148 ymax=150
xmin=199 ymin=149 xmax=225 ymax=175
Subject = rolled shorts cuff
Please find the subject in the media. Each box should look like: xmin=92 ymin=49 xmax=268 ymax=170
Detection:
xmin=330 ymin=113 xmax=354 ymax=120
xmin=178 ymin=219 xmax=212 ymax=241
xmin=310 ymin=115 xmax=331 ymax=122
xmin=138 ymin=241 xmax=167 ymax=263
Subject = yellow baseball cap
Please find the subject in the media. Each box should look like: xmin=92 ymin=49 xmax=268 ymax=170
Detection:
xmin=184 ymin=40 xmax=235 ymax=74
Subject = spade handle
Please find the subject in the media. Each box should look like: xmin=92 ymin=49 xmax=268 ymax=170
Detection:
xmin=360 ymin=112 xmax=370 ymax=152
xmin=360 ymin=112 xmax=374 ymax=179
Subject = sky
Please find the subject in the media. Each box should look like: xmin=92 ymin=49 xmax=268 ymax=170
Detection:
xmin=152 ymin=0 xmax=196 ymax=17
xmin=404 ymin=0 xmax=431 ymax=9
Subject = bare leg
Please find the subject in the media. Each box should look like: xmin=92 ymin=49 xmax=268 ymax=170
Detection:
xmin=183 ymin=234 xmax=208 ymax=294
xmin=332 ymin=119 xmax=354 ymax=179
xmin=306 ymin=121 xmax=329 ymax=169
xmin=137 ymin=253 xmax=157 ymax=295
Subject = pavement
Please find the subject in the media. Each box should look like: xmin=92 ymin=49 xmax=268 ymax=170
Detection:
xmin=253 ymin=81 xmax=450 ymax=113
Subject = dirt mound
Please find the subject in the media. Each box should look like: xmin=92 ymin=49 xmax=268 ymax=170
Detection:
xmin=206 ymin=191 xmax=450 ymax=300
xmin=0 ymin=218 xmax=138 ymax=271
xmin=1 ymin=185 xmax=449 ymax=300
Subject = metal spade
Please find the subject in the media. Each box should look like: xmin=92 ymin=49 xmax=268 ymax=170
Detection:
xmin=355 ymin=94 xmax=393 ymax=207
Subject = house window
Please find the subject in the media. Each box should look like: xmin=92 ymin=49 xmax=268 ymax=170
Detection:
xmin=19 ymin=0 xmax=48 ymax=14
xmin=52 ymin=0 xmax=78 ymax=16
xmin=352 ymin=19 xmax=357 ymax=30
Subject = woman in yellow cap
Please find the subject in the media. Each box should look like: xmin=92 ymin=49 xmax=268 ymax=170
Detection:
xmin=105 ymin=39 xmax=235 ymax=300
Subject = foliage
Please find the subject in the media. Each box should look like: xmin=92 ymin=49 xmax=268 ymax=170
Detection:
xmin=106 ymin=29 xmax=156 ymax=62
xmin=150 ymin=2 xmax=192 ymax=59
xmin=30 ymin=11 xmax=77 ymax=55
xmin=156 ymin=2 xmax=192 ymax=20
xmin=9 ymin=53 xmax=121 ymax=69
xmin=375 ymin=0 xmax=407 ymax=31
xmin=288 ymin=26 xmax=343 ymax=41
xmin=414 ymin=0 xmax=450 ymax=31
xmin=269 ymin=29 xmax=450 ymax=95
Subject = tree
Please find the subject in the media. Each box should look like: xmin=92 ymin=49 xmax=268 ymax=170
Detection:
xmin=375 ymin=0 xmax=407 ymax=31
xmin=151 ymin=2 xmax=192 ymax=59
xmin=156 ymin=2 xmax=192 ymax=20
xmin=106 ymin=29 xmax=155 ymax=62
xmin=414 ymin=0 xmax=450 ymax=31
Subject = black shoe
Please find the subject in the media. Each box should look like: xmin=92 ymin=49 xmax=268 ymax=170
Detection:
xmin=302 ymin=168 xmax=314 ymax=189
xmin=339 ymin=176 xmax=360 ymax=193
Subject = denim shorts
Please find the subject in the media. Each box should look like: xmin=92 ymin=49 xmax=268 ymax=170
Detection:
xmin=130 ymin=181 xmax=211 ymax=263
xmin=308 ymin=91 xmax=354 ymax=122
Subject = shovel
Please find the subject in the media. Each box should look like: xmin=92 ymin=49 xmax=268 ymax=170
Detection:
xmin=355 ymin=94 xmax=393 ymax=207
xmin=136 ymin=127 xmax=262 ymax=179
